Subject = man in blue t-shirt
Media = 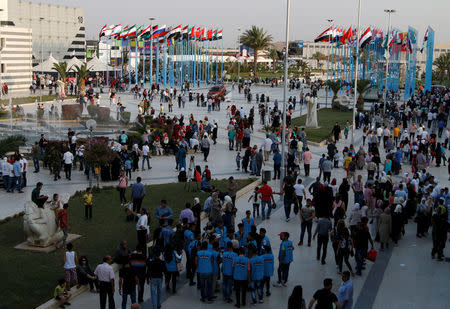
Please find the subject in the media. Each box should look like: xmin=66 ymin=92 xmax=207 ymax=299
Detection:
xmin=261 ymin=245 xmax=274 ymax=296
xmin=242 ymin=210 xmax=255 ymax=234
xmin=249 ymin=246 xmax=264 ymax=304
xmin=210 ymin=242 xmax=221 ymax=297
xmin=196 ymin=241 xmax=214 ymax=302
xmin=260 ymin=228 xmax=272 ymax=254
xmin=184 ymin=224 xmax=197 ymax=286
xmin=222 ymin=242 xmax=237 ymax=303
xmin=233 ymin=247 xmax=250 ymax=308
xmin=274 ymin=232 xmax=293 ymax=287
xmin=235 ymin=223 xmax=248 ymax=248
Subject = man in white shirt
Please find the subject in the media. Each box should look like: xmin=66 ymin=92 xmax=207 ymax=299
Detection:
xmin=94 ymin=255 xmax=115 ymax=309
xmin=262 ymin=134 xmax=273 ymax=161
xmin=294 ymin=178 xmax=306 ymax=210
xmin=19 ymin=154 xmax=28 ymax=188
xmin=141 ymin=142 xmax=151 ymax=170
xmin=63 ymin=150 xmax=74 ymax=180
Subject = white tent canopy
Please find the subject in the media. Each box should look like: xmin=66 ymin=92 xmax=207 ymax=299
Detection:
xmin=87 ymin=55 xmax=116 ymax=72
xmin=66 ymin=57 xmax=84 ymax=72
xmin=32 ymin=54 xmax=59 ymax=72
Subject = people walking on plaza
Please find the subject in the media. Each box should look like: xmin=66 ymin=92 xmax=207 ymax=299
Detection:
xmin=119 ymin=260 xmax=139 ymax=309
xmin=147 ymin=250 xmax=165 ymax=309
xmin=302 ymin=148 xmax=313 ymax=177
xmin=274 ymin=232 xmax=293 ymax=287
xmin=308 ymin=278 xmax=340 ymax=309
xmin=337 ymin=271 xmax=353 ymax=309
xmin=83 ymin=187 xmax=93 ymax=221
xmin=118 ymin=170 xmax=128 ymax=206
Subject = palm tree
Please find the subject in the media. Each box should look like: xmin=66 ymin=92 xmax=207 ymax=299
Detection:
xmin=52 ymin=62 xmax=68 ymax=94
xmin=73 ymin=64 xmax=91 ymax=96
xmin=268 ymin=49 xmax=278 ymax=73
xmin=352 ymin=79 xmax=373 ymax=111
xmin=297 ymin=60 xmax=309 ymax=77
xmin=433 ymin=52 xmax=450 ymax=84
xmin=326 ymin=79 xmax=348 ymax=109
xmin=312 ymin=52 xmax=325 ymax=69
xmin=240 ymin=26 xmax=273 ymax=77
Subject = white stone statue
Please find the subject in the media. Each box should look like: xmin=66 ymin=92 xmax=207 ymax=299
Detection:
xmin=306 ymin=96 xmax=318 ymax=128
xmin=23 ymin=201 xmax=63 ymax=247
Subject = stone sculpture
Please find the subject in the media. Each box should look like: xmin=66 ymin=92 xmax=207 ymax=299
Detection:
xmin=23 ymin=201 xmax=63 ymax=247
xmin=306 ymin=96 xmax=318 ymax=128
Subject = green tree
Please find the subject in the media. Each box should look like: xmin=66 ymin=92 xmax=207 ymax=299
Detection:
xmin=352 ymin=79 xmax=373 ymax=111
xmin=73 ymin=64 xmax=91 ymax=96
xmin=240 ymin=26 xmax=273 ymax=77
xmin=52 ymin=62 xmax=68 ymax=93
xmin=268 ymin=49 xmax=278 ymax=73
xmin=296 ymin=60 xmax=309 ymax=77
xmin=326 ymin=79 xmax=348 ymax=109
xmin=433 ymin=52 xmax=450 ymax=84
xmin=312 ymin=52 xmax=326 ymax=69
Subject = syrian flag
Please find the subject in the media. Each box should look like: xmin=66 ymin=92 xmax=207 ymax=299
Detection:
xmin=340 ymin=27 xmax=352 ymax=45
xmin=359 ymin=27 xmax=372 ymax=49
xmin=138 ymin=25 xmax=152 ymax=38
xmin=181 ymin=25 xmax=189 ymax=39
xmin=151 ymin=25 xmax=167 ymax=39
xmin=168 ymin=25 xmax=181 ymax=38
xmin=420 ymin=28 xmax=428 ymax=53
xmin=314 ymin=27 xmax=333 ymax=42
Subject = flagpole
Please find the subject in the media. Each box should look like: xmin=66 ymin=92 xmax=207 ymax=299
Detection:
xmin=383 ymin=9 xmax=394 ymax=115
xmin=120 ymin=38 xmax=123 ymax=82
xmin=352 ymin=0 xmax=362 ymax=145
xmin=114 ymin=40 xmax=117 ymax=80
xmin=128 ymin=39 xmax=131 ymax=89
xmin=106 ymin=42 xmax=110 ymax=87
xmin=221 ymin=32 xmax=224 ymax=82
xmin=142 ymin=39 xmax=145 ymax=87
xmin=149 ymin=30 xmax=153 ymax=87
xmin=280 ymin=0 xmax=291 ymax=191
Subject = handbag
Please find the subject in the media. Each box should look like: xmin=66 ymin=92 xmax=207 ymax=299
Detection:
xmin=271 ymin=202 xmax=277 ymax=209
xmin=176 ymin=261 xmax=184 ymax=272
xmin=366 ymin=249 xmax=378 ymax=262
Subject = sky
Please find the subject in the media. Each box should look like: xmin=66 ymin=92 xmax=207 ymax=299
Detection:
xmin=26 ymin=0 xmax=450 ymax=47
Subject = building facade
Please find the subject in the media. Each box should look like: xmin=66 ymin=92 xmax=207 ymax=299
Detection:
xmin=0 ymin=0 xmax=86 ymax=63
xmin=0 ymin=25 xmax=32 ymax=93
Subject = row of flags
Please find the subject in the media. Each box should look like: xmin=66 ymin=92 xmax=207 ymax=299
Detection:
xmin=314 ymin=25 xmax=427 ymax=53
xmin=99 ymin=24 xmax=223 ymax=44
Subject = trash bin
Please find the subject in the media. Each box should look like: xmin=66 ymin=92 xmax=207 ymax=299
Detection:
xmin=262 ymin=170 xmax=271 ymax=182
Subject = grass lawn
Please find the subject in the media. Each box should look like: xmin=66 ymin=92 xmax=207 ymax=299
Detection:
xmin=290 ymin=108 xmax=353 ymax=143
xmin=0 ymin=178 xmax=255 ymax=309
xmin=0 ymin=94 xmax=77 ymax=105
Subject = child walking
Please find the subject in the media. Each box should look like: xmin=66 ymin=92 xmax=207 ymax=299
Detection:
xmin=248 ymin=187 xmax=261 ymax=218
xmin=236 ymin=152 xmax=242 ymax=170
xmin=83 ymin=187 xmax=93 ymax=221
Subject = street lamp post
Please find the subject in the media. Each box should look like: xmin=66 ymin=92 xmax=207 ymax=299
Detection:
xmin=237 ymin=28 xmax=241 ymax=83
xmin=280 ymin=0 xmax=291 ymax=191
xmin=351 ymin=0 xmax=362 ymax=145
xmin=39 ymin=17 xmax=44 ymax=103
xmin=383 ymin=9 xmax=395 ymax=115
xmin=0 ymin=9 xmax=4 ymax=100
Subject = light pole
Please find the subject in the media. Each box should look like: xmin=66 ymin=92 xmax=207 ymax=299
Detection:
xmin=351 ymin=0 xmax=362 ymax=145
xmin=383 ymin=9 xmax=395 ymax=115
xmin=0 ymin=9 xmax=4 ymax=100
xmin=280 ymin=0 xmax=291 ymax=190
xmin=237 ymin=28 xmax=241 ymax=82
xmin=325 ymin=19 xmax=333 ymax=108
xmin=39 ymin=17 xmax=44 ymax=102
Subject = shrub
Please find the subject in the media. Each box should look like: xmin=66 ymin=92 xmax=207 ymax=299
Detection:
xmin=97 ymin=107 xmax=110 ymax=122
xmin=120 ymin=111 xmax=131 ymax=124
xmin=0 ymin=135 xmax=27 ymax=157
xmin=86 ymin=105 xmax=99 ymax=118
xmin=85 ymin=138 xmax=115 ymax=167
xmin=62 ymin=104 xmax=82 ymax=120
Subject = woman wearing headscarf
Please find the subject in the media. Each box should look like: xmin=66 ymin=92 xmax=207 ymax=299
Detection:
xmin=222 ymin=195 xmax=236 ymax=232
xmin=209 ymin=191 xmax=222 ymax=225
xmin=356 ymin=146 xmax=366 ymax=170
xmin=415 ymin=198 xmax=429 ymax=238
xmin=391 ymin=204 xmax=403 ymax=245
xmin=348 ymin=203 xmax=362 ymax=234
xmin=338 ymin=178 xmax=350 ymax=209
xmin=378 ymin=207 xmax=392 ymax=250
xmin=192 ymin=197 xmax=202 ymax=236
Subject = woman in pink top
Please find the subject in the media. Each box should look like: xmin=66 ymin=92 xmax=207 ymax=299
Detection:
xmin=118 ymin=170 xmax=128 ymax=206
xmin=302 ymin=147 xmax=313 ymax=177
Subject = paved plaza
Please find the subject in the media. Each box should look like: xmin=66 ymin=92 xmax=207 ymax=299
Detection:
xmin=2 ymin=85 xmax=449 ymax=308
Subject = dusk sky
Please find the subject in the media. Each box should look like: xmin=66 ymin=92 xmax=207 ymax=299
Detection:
xmin=29 ymin=0 xmax=449 ymax=47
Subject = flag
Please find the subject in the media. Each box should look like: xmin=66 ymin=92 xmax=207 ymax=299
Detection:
xmin=190 ymin=26 xmax=196 ymax=40
xmin=182 ymin=25 xmax=189 ymax=39
xmin=196 ymin=27 xmax=201 ymax=40
xmin=340 ymin=27 xmax=352 ymax=45
xmin=314 ymin=27 xmax=333 ymax=42
xmin=217 ymin=30 xmax=223 ymax=40
xmin=420 ymin=28 xmax=428 ymax=53
xmin=207 ymin=29 xmax=213 ymax=41
xmin=212 ymin=29 xmax=218 ymax=41
xmin=167 ymin=25 xmax=181 ymax=38
xmin=119 ymin=25 xmax=136 ymax=39
xmin=151 ymin=25 xmax=167 ymax=39
xmin=99 ymin=25 xmax=107 ymax=38
xmin=111 ymin=25 xmax=122 ymax=39
xmin=359 ymin=27 xmax=372 ymax=49
xmin=138 ymin=25 xmax=152 ymax=38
